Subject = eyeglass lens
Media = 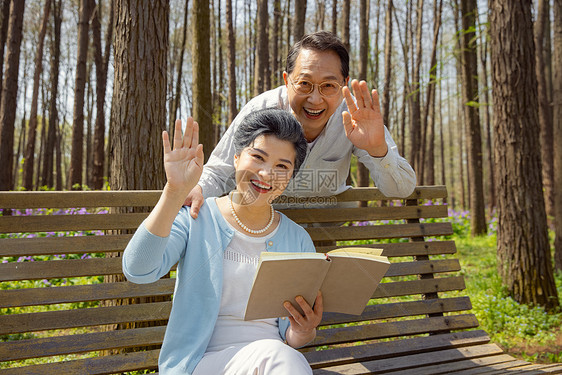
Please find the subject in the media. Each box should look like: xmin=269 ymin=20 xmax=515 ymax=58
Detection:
xmin=293 ymin=80 xmax=341 ymax=97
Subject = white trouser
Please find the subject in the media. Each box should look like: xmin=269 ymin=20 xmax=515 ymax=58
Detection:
xmin=192 ymin=339 xmax=313 ymax=375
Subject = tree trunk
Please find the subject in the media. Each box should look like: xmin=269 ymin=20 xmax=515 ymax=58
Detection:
xmin=341 ymin=0 xmax=350 ymax=51
xmin=0 ymin=0 xmax=24 ymax=191
xmin=13 ymin=52 xmax=28 ymax=190
xmin=111 ymin=0 xmax=168 ymax=190
xmin=0 ymin=0 xmax=12 ymax=106
xmin=331 ymin=0 xmax=336 ymax=35
xmin=85 ymin=63 xmax=94 ymax=188
xmin=421 ymin=0 xmax=442 ymax=186
xmin=381 ymin=0 xmax=392 ymax=128
xmin=226 ymin=0 xmax=237 ymax=124
xmin=553 ymin=0 xmax=562 ymax=271
xmin=271 ymin=0 xmax=280 ymax=87
xmin=91 ymin=0 xmax=114 ymax=190
xmin=68 ymin=0 xmax=94 ymax=190
xmin=217 ymin=0 xmax=224 ymax=135
xmin=44 ymin=0 xmax=62 ymax=190
xmin=460 ymin=0 xmax=486 ymax=235
xmin=314 ymin=0 xmax=325 ymax=31
xmin=535 ymin=0 xmax=554 ymax=218
xmin=35 ymin=87 xmax=47 ymax=190
xmin=408 ymin=0 xmax=423 ymax=184
xmin=293 ymin=0 xmax=306 ymax=43
xmin=254 ymin=0 xmax=268 ymax=96
xmin=490 ymin=0 xmax=559 ymax=310
xmin=171 ymin=0 xmax=188 ymax=136
xmin=479 ymin=19 xmax=495 ymax=209
xmin=356 ymin=0 xmax=369 ymax=199
xmin=107 ymin=0 xmax=169 ymax=342
xmin=192 ymin=0 xmax=213 ymax=158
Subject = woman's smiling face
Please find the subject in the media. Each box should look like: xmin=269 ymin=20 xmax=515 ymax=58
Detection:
xmin=234 ymin=134 xmax=296 ymax=206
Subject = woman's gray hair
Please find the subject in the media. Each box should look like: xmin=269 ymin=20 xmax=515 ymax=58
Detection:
xmin=233 ymin=108 xmax=307 ymax=177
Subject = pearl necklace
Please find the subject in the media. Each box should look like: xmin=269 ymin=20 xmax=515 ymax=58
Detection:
xmin=229 ymin=192 xmax=275 ymax=234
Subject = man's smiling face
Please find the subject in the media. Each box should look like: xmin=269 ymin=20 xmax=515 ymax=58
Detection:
xmin=283 ymin=48 xmax=348 ymax=142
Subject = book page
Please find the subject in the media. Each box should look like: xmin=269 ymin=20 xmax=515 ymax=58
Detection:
xmin=319 ymin=252 xmax=390 ymax=315
xmin=328 ymin=247 xmax=387 ymax=261
xmin=244 ymin=253 xmax=331 ymax=320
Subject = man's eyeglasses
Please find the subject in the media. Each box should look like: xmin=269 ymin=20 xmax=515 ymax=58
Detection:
xmin=287 ymin=76 xmax=343 ymax=97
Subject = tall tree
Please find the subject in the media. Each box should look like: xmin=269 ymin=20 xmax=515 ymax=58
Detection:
xmin=0 ymin=0 xmax=24 ymax=191
xmin=535 ymin=0 xmax=554 ymax=218
xmin=91 ymin=0 xmax=114 ymax=190
xmin=0 ymin=0 xmax=12 ymax=106
xmin=489 ymin=0 xmax=559 ymax=310
xmin=225 ymin=0 xmax=237 ymax=124
xmin=421 ymin=0 xmax=443 ymax=185
xmin=68 ymin=0 xmax=94 ymax=189
xmin=381 ymin=0 xmax=393 ymax=128
xmin=271 ymin=0 xmax=281 ymax=86
xmin=293 ymin=0 xmax=306 ymax=42
xmin=460 ymin=0 xmax=486 ymax=235
xmin=331 ymin=0 xmax=337 ymax=35
xmin=341 ymin=0 xmax=350 ymax=51
xmin=107 ymin=0 xmax=169 ymax=336
xmin=171 ymin=0 xmax=188 ymax=133
xmin=44 ymin=0 xmax=62 ymax=189
xmin=111 ymin=0 xmax=168 ymax=190
xmin=192 ymin=0 xmax=213 ymax=157
xmin=356 ymin=0 xmax=370 ymax=195
xmin=21 ymin=0 xmax=50 ymax=190
xmin=408 ymin=0 xmax=424 ymax=182
xmin=554 ymin=0 xmax=562 ymax=271
xmin=254 ymin=0 xmax=268 ymax=96
xmin=479 ymin=17 xmax=495 ymax=209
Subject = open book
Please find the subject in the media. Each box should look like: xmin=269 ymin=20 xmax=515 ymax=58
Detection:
xmin=243 ymin=247 xmax=390 ymax=321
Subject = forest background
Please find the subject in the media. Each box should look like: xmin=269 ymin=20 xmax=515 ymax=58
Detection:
xmin=0 ymin=0 xmax=562 ymax=363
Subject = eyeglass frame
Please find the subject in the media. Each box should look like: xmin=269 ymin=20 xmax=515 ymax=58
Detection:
xmin=286 ymin=75 xmax=345 ymax=98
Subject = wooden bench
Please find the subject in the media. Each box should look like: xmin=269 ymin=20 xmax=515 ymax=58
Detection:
xmin=1 ymin=186 xmax=561 ymax=374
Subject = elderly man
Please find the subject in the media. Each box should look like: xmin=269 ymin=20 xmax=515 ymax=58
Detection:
xmin=186 ymin=31 xmax=416 ymax=218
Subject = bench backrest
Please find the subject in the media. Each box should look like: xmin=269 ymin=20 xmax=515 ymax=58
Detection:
xmin=0 ymin=186 xmax=475 ymax=374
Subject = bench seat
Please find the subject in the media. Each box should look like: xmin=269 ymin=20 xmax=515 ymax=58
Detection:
xmin=1 ymin=187 xmax=560 ymax=374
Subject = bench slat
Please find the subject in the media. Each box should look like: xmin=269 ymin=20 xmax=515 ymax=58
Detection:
xmin=1 ymin=297 xmax=471 ymax=336
xmin=0 ymin=213 xmax=148 ymax=233
xmin=374 ymin=276 xmax=466 ymax=298
xmin=0 ymin=279 xmax=175 ymax=308
xmin=0 ymin=302 xmax=172 ymax=335
xmin=0 ymin=235 xmax=132 ymax=257
xmin=0 ymin=236 xmax=457 ymax=259
xmin=320 ymin=296 xmax=472 ymax=326
xmin=0 ymin=326 xmax=165 ymax=362
xmin=317 ymin=240 xmax=457 ymax=257
xmin=0 ymin=257 xmax=123 ymax=281
xmin=385 ymin=259 xmax=461 ymax=277
xmin=311 ymin=314 xmax=480 ymax=347
xmin=0 ymin=257 xmax=459 ymax=282
xmin=304 ymin=330 xmax=490 ymax=369
xmin=283 ymin=205 xmax=448 ymax=223
xmin=322 ymin=185 xmax=448 ymax=202
xmin=0 ymin=276 xmax=464 ymax=309
xmin=0 ymin=350 xmax=159 ymax=375
xmin=0 ymin=186 xmax=448 ymax=209
xmin=390 ymin=354 xmax=531 ymax=375
xmin=307 ymin=222 xmax=453 ymax=241
xmin=0 ymin=190 xmax=162 ymax=209
xmin=312 ymin=343 xmax=504 ymax=374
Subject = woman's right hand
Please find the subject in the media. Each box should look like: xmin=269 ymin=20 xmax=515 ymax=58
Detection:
xmin=162 ymin=118 xmax=204 ymax=197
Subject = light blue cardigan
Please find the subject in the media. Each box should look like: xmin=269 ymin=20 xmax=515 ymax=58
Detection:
xmin=122 ymin=198 xmax=316 ymax=375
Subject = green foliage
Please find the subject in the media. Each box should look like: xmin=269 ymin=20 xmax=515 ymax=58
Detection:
xmin=455 ymin=224 xmax=562 ymax=362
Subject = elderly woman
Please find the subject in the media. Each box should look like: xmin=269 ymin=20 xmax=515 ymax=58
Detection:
xmin=122 ymin=109 xmax=323 ymax=375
